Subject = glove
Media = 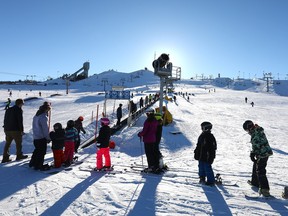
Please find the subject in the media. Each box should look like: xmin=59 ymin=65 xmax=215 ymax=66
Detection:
xmin=96 ymin=143 xmax=101 ymax=147
xmin=250 ymin=153 xmax=257 ymax=162
xmin=137 ymin=132 xmax=141 ymax=137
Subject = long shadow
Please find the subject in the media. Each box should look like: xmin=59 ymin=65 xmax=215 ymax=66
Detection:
xmin=127 ymin=175 xmax=162 ymax=216
xmin=41 ymin=172 xmax=104 ymax=216
xmin=202 ymin=186 xmax=233 ymax=215
xmin=0 ymin=162 xmax=50 ymax=201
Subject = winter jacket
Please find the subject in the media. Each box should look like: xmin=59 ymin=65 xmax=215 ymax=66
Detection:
xmin=50 ymin=129 xmax=65 ymax=150
xmin=65 ymin=127 xmax=78 ymax=143
xmin=74 ymin=119 xmax=86 ymax=134
xmin=117 ymin=107 xmax=122 ymax=119
xmin=32 ymin=112 xmax=50 ymax=140
xmin=194 ymin=131 xmax=217 ymax=164
xmin=138 ymin=117 xmax=158 ymax=143
xmin=4 ymin=105 xmax=24 ymax=132
xmin=96 ymin=125 xmax=111 ymax=148
xmin=250 ymin=125 xmax=273 ymax=158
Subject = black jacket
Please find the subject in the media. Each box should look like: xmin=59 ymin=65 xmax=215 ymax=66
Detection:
xmin=194 ymin=131 xmax=217 ymax=164
xmin=4 ymin=105 xmax=24 ymax=132
xmin=50 ymin=129 xmax=65 ymax=150
xmin=96 ymin=125 xmax=111 ymax=148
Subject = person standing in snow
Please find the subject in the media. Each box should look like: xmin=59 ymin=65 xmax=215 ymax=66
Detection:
xmin=95 ymin=117 xmax=111 ymax=171
xmin=63 ymin=120 xmax=78 ymax=167
xmin=50 ymin=123 xmax=65 ymax=168
xmin=29 ymin=102 xmax=51 ymax=170
xmin=2 ymin=98 xmax=28 ymax=163
xmin=116 ymin=104 xmax=123 ymax=126
xmin=138 ymin=110 xmax=160 ymax=173
xmin=194 ymin=122 xmax=217 ymax=186
xmin=155 ymin=112 xmax=164 ymax=167
xmin=243 ymin=120 xmax=273 ymax=197
xmin=5 ymin=98 xmax=11 ymax=110
xmin=74 ymin=116 xmax=86 ymax=153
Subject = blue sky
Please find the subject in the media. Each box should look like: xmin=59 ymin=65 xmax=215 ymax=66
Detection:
xmin=1 ymin=0 xmax=288 ymax=81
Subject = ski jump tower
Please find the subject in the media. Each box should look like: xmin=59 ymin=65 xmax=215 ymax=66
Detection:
xmin=68 ymin=61 xmax=90 ymax=81
xmin=152 ymin=53 xmax=181 ymax=114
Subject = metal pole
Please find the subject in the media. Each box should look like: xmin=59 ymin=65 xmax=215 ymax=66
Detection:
xmin=159 ymin=77 xmax=165 ymax=114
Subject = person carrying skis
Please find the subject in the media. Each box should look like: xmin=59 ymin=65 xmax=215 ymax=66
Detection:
xmin=74 ymin=116 xmax=86 ymax=153
xmin=50 ymin=123 xmax=65 ymax=168
xmin=95 ymin=117 xmax=111 ymax=171
xmin=138 ymin=109 xmax=160 ymax=173
xmin=29 ymin=102 xmax=51 ymax=170
xmin=243 ymin=120 xmax=273 ymax=197
xmin=63 ymin=120 xmax=78 ymax=167
xmin=194 ymin=122 xmax=217 ymax=186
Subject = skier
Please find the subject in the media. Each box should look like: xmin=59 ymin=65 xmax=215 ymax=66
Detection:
xmin=63 ymin=120 xmax=78 ymax=167
xmin=74 ymin=116 xmax=86 ymax=153
xmin=29 ymin=102 xmax=51 ymax=170
xmin=138 ymin=110 xmax=160 ymax=173
xmin=4 ymin=98 xmax=11 ymax=110
xmin=50 ymin=123 xmax=65 ymax=168
xmin=116 ymin=104 xmax=123 ymax=126
xmin=95 ymin=117 xmax=111 ymax=171
xmin=243 ymin=120 xmax=273 ymax=197
xmin=194 ymin=122 xmax=217 ymax=186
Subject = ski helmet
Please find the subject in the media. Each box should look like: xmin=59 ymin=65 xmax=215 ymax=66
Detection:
xmin=53 ymin=122 xmax=62 ymax=130
xmin=78 ymin=116 xmax=84 ymax=121
xmin=201 ymin=121 xmax=212 ymax=131
xmin=243 ymin=120 xmax=254 ymax=131
xmin=100 ymin=117 xmax=110 ymax=126
xmin=67 ymin=120 xmax=75 ymax=128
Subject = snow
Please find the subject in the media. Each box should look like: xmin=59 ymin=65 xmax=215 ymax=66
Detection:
xmin=0 ymin=70 xmax=288 ymax=215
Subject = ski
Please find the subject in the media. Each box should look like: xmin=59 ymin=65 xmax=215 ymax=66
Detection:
xmin=244 ymin=193 xmax=277 ymax=200
xmin=79 ymin=165 xmax=122 ymax=175
xmin=130 ymin=166 xmax=177 ymax=178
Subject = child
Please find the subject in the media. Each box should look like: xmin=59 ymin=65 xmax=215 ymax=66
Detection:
xmin=194 ymin=122 xmax=217 ymax=185
xmin=50 ymin=123 xmax=65 ymax=168
xmin=63 ymin=120 xmax=78 ymax=167
xmin=95 ymin=117 xmax=111 ymax=171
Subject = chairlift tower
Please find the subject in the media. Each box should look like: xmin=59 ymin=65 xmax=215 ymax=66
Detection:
xmin=152 ymin=53 xmax=181 ymax=114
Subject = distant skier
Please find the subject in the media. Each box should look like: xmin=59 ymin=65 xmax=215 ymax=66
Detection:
xmin=250 ymin=102 xmax=254 ymax=107
xmin=194 ymin=122 xmax=217 ymax=186
xmin=4 ymin=98 xmax=11 ymax=110
xmin=243 ymin=120 xmax=273 ymax=197
xmin=245 ymin=97 xmax=248 ymax=103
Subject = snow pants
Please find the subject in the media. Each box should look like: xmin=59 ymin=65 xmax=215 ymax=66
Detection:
xmin=96 ymin=147 xmax=111 ymax=169
xmin=30 ymin=138 xmax=47 ymax=169
xmin=64 ymin=141 xmax=75 ymax=164
xmin=251 ymin=157 xmax=270 ymax=190
xmin=198 ymin=161 xmax=215 ymax=184
xmin=3 ymin=131 xmax=23 ymax=159
xmin=144 ymin=142 xmax=159 ymax=169
xmin=53 ymin=149 xmax=64 ymax=168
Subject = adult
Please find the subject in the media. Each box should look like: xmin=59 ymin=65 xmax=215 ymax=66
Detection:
xmin=74 ymin=116 xmax=86 ymax=153
xmin=243 ymin=120 xmax=273 ymax=197
xmin=2 ymin=98 xmax=28 ymax=163
xmin=116 ymin=104 xmax=123 ymax=126
xmin=138 ymin=110 xmax=159 ymax=173
xmin=29 ymin=102 xmax=51 ymax=170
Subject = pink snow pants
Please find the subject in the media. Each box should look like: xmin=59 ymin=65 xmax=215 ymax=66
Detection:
xmin=96 ymin=147 xmax=111 ymax=169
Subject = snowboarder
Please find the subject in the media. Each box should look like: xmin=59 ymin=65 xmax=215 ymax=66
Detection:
xmin=74 ymin=116 xmax=86 ymax=153
xmin=138 ymin=110 xmax=160 ymax=173
xmin=29 ymin=102 xmax=51 ymax=170
xmin=95 ymin=117 xmax=111 ymax=171
xmin=2 ymin=98 xmax=28 ymax=163
xmin=243 ymin=120 xmax=273 ymax=197
xmin=116 ymin=104 xmax=123 ymax=126
xmin=194 ymin=122 xmax=217 ymax=186
xmin=63 ymin=120 xmax=78 ymax=167
xmin=50 ymin=123 xmax=65 ymax=168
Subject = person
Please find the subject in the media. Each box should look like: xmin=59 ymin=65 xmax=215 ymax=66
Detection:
xmin=50 ymin=123 xmax=65 ymax=168
xmin=243 ymin=120 xmax=273 ymax=197
xmin=2 ymin=98 xmax=28 ymax=163
xmin=139 ymin=97 xmax=144 ymax=109
xmin=74 ymin=116 xmax=86 ymax=153
xmin=155 ymin=112 xmax=164 ymax=168
xmin=95 ymin=117 xmax=111 ymax=171
xmin=138 ymin=110 xmax=159 ymax=173
xmin=5 ymin=98 xmax=11 ymax=110
xmin=194 ymin=122 xmax=217 ymax=186
xmin=116 ymin=104 xmax=123 ymax=126
xmin=29 ymin=102 xmax=51 ymax=170
xmin=251 ymin=102 xmax=254 ymax=107
xmin=245 ymin=97 xmax=248 ymax=103
xmin=63 ymin=120 xmax=78 ymax=167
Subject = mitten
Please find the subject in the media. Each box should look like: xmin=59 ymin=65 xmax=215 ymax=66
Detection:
xmin=250 ymin=153 xmax=257 ymax=162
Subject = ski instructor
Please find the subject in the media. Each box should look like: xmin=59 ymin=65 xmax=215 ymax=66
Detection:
xmin=243 ymin=120 xmax=273 ymax=197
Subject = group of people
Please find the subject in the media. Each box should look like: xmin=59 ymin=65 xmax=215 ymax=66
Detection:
xmin=193 ymin=120 xmax=273 ymax=197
